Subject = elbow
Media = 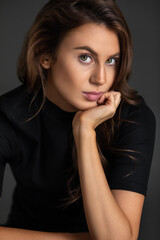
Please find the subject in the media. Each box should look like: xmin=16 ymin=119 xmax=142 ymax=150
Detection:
xmin=93 ymin=230 xmax=133 ymax=240
xmin=105 ymin=235 xmax=133 ymax=240
xmin=89 ymin=222 xmax=135 ymax=240
xmin=106 ymin=235 xmax=132 ymax=240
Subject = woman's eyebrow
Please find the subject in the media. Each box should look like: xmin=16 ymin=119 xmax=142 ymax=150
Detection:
xmin=73 ymin=45 xmax=120 ymax=58
xmin=73 ymin=46 xmax=98 ymax=57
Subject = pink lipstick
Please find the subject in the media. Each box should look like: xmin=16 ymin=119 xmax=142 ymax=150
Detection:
xmin=82 ymin=91 xmax=104 ymax=101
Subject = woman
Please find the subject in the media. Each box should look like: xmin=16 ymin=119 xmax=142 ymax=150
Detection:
xmin=0 ymin=0 xmax=156 ymax=239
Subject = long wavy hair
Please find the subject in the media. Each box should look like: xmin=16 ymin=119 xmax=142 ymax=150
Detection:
xmin=17 ymin=0 xmax=141 ymax=209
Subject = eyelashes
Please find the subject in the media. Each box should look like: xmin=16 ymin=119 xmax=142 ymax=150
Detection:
xmin=79 ymin=54 xmax=93 ymax=64
xmin=79 ymin=54 xmax=119 ymax=66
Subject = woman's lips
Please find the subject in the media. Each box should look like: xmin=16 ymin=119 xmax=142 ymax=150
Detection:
xmin=82 ymin=92 xmax=104 ymax=101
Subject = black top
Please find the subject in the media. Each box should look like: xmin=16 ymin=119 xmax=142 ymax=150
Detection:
xmin=0 ymin=84 xmax=156 ymax=232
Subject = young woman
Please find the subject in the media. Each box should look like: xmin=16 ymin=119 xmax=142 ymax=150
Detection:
xmin=0 ymin=0 xmax=156 ymax=239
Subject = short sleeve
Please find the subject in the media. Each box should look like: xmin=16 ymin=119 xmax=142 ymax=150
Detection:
xmin=0 ymin=113 xmax=17 ymax=197
xmin=107 ymin=101 xmax=156 ymax=197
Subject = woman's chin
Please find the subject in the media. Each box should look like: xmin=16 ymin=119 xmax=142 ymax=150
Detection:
xmin=76 ymin=101 xmax=99 ymax=111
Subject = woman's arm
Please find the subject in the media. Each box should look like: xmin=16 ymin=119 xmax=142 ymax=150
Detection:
xmin=72 ymin=92 xmax=144 ymax=240
xmin=0 ymin=227 xmax=91 ymax=240
xmin=75 ymin=128 xmax=144 ymax=240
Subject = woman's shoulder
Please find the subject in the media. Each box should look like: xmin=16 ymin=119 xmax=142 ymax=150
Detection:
xmin=0 ymin=84 xmax=39 ymax=123
xmin=120 ymin=97 xmax=156 ymax=126
xmin=0 ymin=86 xmax=28 ymax=154
xmin=0 ymin=84 xmax=40 ymax=149
xmin=117 ymin=97 xmax=156 ymax=146
xmin=0 ymin=84 xmax=30 ymax=113
xmin=109 ymin=97 xmax=156 ymax=197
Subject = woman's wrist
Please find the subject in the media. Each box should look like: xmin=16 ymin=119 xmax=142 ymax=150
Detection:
xmin=73 ymin=123 xmax=96 ymax=141
xmin=72 ymin=123 xmax=96 ymax=151
xmin=80 ymin=124 xmax=96 ymax=137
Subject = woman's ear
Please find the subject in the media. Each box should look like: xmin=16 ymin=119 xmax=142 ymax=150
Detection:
xmin=40 ymin=55 xmax=52 ymax=69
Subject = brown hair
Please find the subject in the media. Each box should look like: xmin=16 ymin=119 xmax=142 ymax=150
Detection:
xmin=17 ymin=0 xmax=141 ymax=208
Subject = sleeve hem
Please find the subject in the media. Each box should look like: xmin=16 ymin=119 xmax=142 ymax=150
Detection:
xmin=109 ymin=182 xmax=147 ymax=197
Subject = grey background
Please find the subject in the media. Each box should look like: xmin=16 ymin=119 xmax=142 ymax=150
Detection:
xmin=0 ymin=1 xmax=159 ymax=239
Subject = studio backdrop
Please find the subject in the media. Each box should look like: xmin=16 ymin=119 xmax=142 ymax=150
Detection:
xmin=0 ymin=1 xmax=159 ymax=239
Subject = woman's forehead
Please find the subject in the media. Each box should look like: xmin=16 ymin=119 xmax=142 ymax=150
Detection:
xmin=59 ymin=23 xmax=120 ymax=57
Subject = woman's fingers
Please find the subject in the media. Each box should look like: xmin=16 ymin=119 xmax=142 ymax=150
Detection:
xmin=104 ymin=92 xmax=114 ymax=106
xmin=73 ymin=91 xmax=121 ymax=132
xmin=98 ymin=91 xmax=121 ymax=108
xmin=98 ymin=91 xmax=113 ymax=104
xmin=113 ymin=92 xmax=121 ymax=108
xmin=97 ymin=93 xmax=106 ymax=104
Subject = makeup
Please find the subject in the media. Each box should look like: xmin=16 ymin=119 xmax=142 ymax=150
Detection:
xmin=82 ymin=92 xmax=103 ymax=101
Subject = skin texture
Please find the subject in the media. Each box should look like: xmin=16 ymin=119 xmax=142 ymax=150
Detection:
xmin=0 ymin=23 xmax=144 ymax=240
xmin=43 ymin=23 xmax=120 ymax=112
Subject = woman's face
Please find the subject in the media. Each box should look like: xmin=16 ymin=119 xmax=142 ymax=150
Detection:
xmin=43 ymin=22 xmax=120 ymax=112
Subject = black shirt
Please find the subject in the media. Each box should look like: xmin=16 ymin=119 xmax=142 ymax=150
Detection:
xmin=0 ymin=84 xmax=156 ymax=232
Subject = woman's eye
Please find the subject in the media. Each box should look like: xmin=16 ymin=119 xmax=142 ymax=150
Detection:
xmin=106 ymin=58 xmax=116 ymax=66
xmin=79 ymin=54 xmax=92 ymax=64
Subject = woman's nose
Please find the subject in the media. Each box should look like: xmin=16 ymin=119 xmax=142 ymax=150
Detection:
xmin=89 ymin=65 xmax=106 ymax=85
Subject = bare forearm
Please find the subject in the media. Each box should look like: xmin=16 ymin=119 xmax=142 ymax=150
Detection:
xmin=0 ymin=227 xmax=91 ymax=240
xmin=76 ymin=130 xmax=132 ymax=240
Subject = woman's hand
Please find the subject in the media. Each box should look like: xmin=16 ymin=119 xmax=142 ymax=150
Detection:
xmin=72 ymin=91 xmax=121 ymax=140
